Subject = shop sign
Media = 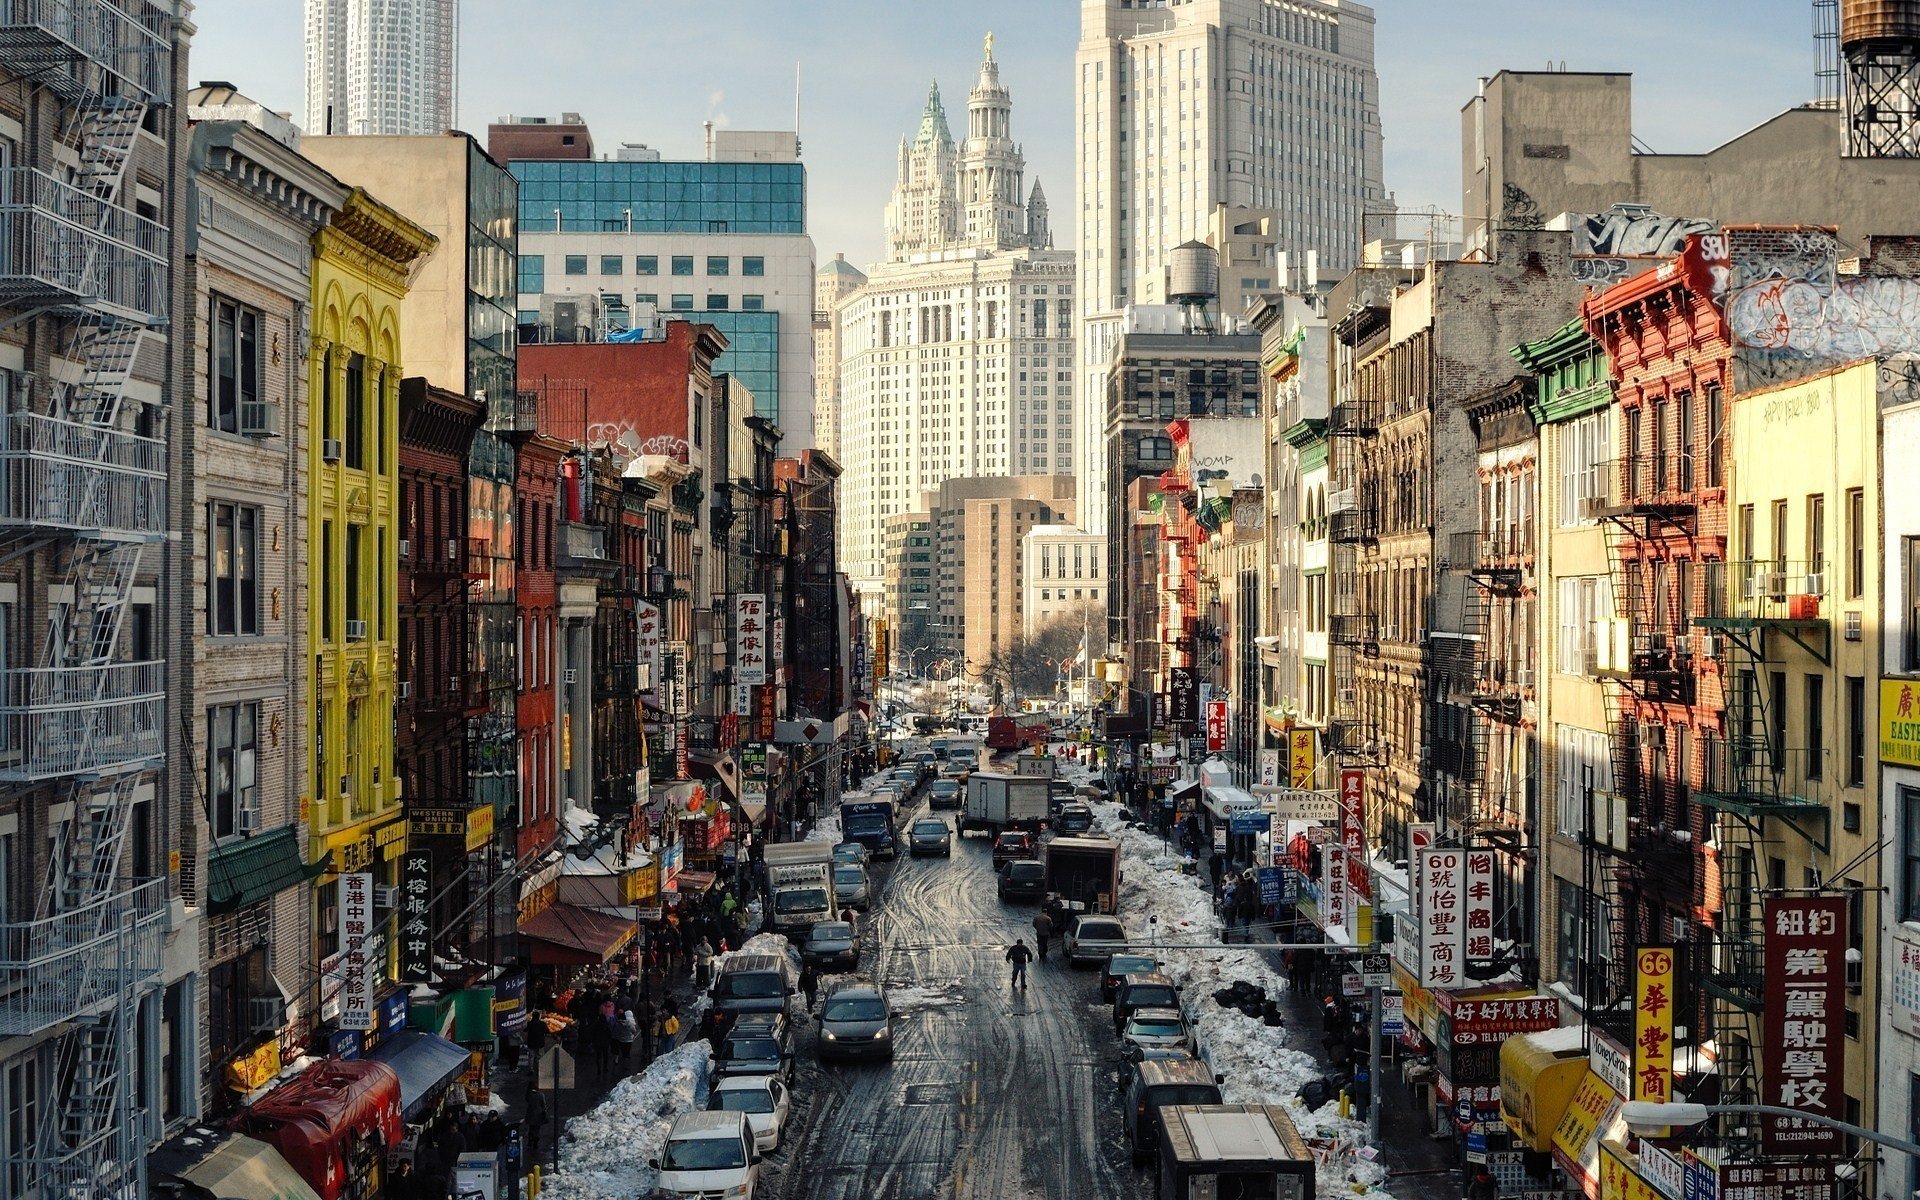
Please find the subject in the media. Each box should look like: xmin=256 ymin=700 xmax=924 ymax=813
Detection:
xmin=1681 ymin=1152 xmax=1719 ymax=1200
xmin=1464 ymin=850 xmax=1495 ymax=959
xmin=321 ymin=1025 xmax=363 ymax=1060
xmin=373 ymin=817 xmax=408 ymax=860
xmin=1418 ymin=849 xmax=1466 ymax=988
xmin=1760 ymin=896 xmax=1846 ymax=1155
xmin=398 ymin=850 xmax=433 ymax=984
xmin=755 ymin=685 xmax=778 ymax=742
xmin=1322 ymin=842 xmax=1348 ymax=929
xmin=1721 ymin=1164 xmax=1834 ymax=1200
xmin=1169 ymin=667 xmax=1197 ymax=726
xmin=1637 ymin=1142 xmax=1686 ymax=1200
xmin=1343 ymin=972 xmax=1364 ymax=996
xmin=1339 ymin=769 xmax=1369 ymax=899
xmin=1205 ymin=700 xmax=1229 ymax=751
xmin=1259 ymin=747 xmax=1282 ymax=788
xmin=495 ymin=973 xmax=528 ymax=1038
xmin=1439 ymin=995 xmax=1559 ymax=1044
xmin=459 ymin=1049 xmax=489 ymax=1107
xmin=735 ymin=594 xmax=769 ymax=684
xmin=1266 ymin=788 xmax=1338 ymax=824
xmin=465 ymin=804 xmax=494 ymax=852
xmin=226 ymin=1037 xmax=282 ymax=1093
xmin=1633 ymin=946 xmax=1676 ymax=1107
xmin=1591 ymin=1029 xmax=1632 ymax=1097
xmin=1600 ymin=1141 xmax=1663 ymax=1200
xmin=621 ymin=863 xmax=659 ymax=904
xmin=377 ymin=988 xmax=411 ymax=1038
xmin=1257 ymin=866 xmax=1292 ymax=904
xmin=1894 ymin=926 xmax=1920 ymax=1036
xmin=1229 ymin=810 xmax=1268 ymax=834
xmin=517 ymin=859 xmax=561 ymax=923
xmin=338 ymin=872 xmax=375 ymax=1031
xmin=1288 ymin=729 xmax=1315 ymax=787
xmin=1551 ymin=1072 xmax=1619 ymax=1185
xmin=771 ymin=617 xmax=785 ymax=663
xmin=636 ymin=601 xmax=662 ymax=694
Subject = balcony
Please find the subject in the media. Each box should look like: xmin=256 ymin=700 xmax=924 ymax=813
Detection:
xmin=0 ymin=0 xmax=171 ymax=101
xmin=0 ymin=411 xmax=164 ymax=538
xmin=1693 ymin=560 xmax=1830 ymax=656
xmin=1449 ymin=529 xmax=1527 ymax=585
xmin=1693 ymin=737 xmax=1831 ymax=840
xmin=0 ymin=876 xmax=167 ymax=1036
xmin=557 ymin=520 xmax=617 ymax=578
xmin=423 ymin=671 xmax=487 ymax=718
xmin=0 ymin=167 xmax=167 ymax=321
xmin=1329 ymin=613 xmax=1377 ymax=648
xmin=597 ymin=660 xmax=643 ymax=697
xmin=1582 ymin=457 xmax=1697 ymax=524
xmin=1324 ymin=719 xmax=1381 ymax=759
xmin=0 ymin=660 xmax=162 ymax=780
xmin=1328 ymin=401 xmax=1377 ymax=437
xmin=1327 ymin=505 xmax=1375 ymax=545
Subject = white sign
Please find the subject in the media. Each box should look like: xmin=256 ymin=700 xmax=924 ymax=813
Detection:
xmin=1323 ymin=846 xmax=1349 ymax=929
xmin=1637 ymin=1141 xmax=1687 ymax=1200
xmin=733 ymin=682 xmax=752 ymax=716
xmin=1464 ymin=848 xmax=1496 ymax=960
xmin=1258 ymin=749 xmax=1281 ymax=788
xmin=1418 ymin=849 xmax=1466 ymax=989
xmin=338 ymin=872 xmax=375 ymax=1031
xmin=1381 ymin=992 xmax=1405 ymax=1037
xmin=1894 ymin=927 xmax=1920 ymax=1037
xmin=735 ymin=594 xmax=769 ymax=684
xmin=1261 ymin=788 xmax=1339 ymax=822
xmin=635 ymin=601 xmax=662 ymax=695
xmin=1590 ymin=1028 xmax=1632 ymax=1097
xmin=1360 ymin=953 xmax=1392 ymax=989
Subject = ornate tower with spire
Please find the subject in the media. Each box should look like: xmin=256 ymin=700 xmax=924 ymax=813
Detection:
xmin=959 ymin=32 xmax=1028 ymax=250
xmin=1026 ymin=178 xmax=1051 ymax=250
xmin=884 ymin=81 xmax=959 ymax=259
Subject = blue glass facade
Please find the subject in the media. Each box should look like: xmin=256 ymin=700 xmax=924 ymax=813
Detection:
xmin=699 ymin=311 xmax=780 ymax=422
xmin=510 ymin=160 xmax=806 ymax=233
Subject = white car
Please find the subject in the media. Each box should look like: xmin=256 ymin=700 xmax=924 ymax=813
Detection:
xmin=708 ymin=1074 xmax=791 ymax=1153
xmin=651 ymin=1110 xmax=761 ymax=1198
xmin=1063 ymin=914 xmax=1129 ymax=966
xmin=1120 ymin=1007 xmax=1194 ymax=1054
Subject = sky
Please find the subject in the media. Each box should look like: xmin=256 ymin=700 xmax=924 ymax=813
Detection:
xmin=191 ymin=0 xmax=1821 ymax=271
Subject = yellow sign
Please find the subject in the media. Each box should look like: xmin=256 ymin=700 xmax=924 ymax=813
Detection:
xmin=226 ymin=1037 xmax=283 ymax=1093
xmin=1883 ymin=680 xmax=1920 ymax=765
xmin=1633 ymin=946 xmax=1675 ymax=1106
xmin=1599 ymin=1141 xmax=1662 ymax=1200
xmin=168 ymin=849 xmax=181 ymax=874
xmin=1289 ymin=728 xmax=1317 ymax=787
xmin=621 ymin=863 xmax=660 ymax=904
xmin=374 ymin=816 xmax=408 ymax=862
xmin=873 ymin=619 xmax=890 ymax=692
xmin=1551 ymin=1071 xmax=1616 ymax=1170
xmin=465 ymin=804 xmax=495 ymax=852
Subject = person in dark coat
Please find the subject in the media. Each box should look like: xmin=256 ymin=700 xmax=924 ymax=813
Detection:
xmin=478 ymin=1111 xmax=507 ymax=1151
xmin=525 ymin=1089 xmax=549 ymax=1160
xmin=800 ymin=964 xmax=820 ymax=1011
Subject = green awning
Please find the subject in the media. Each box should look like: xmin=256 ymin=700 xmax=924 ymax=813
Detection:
xmin=207 ymin=827 xmax=320 ymax=916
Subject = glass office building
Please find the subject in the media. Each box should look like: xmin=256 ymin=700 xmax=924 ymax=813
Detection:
xmin=512 ymin=160 xmax=805 ymax=234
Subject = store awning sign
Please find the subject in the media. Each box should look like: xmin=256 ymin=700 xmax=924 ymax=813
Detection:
xmin=1289 ymin=729 xmax=1316 ymax=787
xmin=1340 ymin=769 xmax=1370 ymax=899
xmin=337 ymin=872 xmax=375 ymax=1031
xmin=398 ymin=850 xmax=433 ymax=984
xmin=1633 ymin=946 xmax=1676 ymax=1111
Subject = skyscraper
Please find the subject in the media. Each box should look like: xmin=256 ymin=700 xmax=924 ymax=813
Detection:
xmin=1074 ymin=0 xmax=1388 ymax=533
xmin=305 ymin=0 xmax=457 ymax=136
xmin=836 ymin=37 xmax=1073 ymax=618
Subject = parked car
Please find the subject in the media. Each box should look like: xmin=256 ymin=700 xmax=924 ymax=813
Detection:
xmin=1054 ymin=803 xmax=1095 ymax=834
xmin=997 ymin=859 xmax=1047 ymax=902
xmin=1063 ymin=914 xmax=1128 ymax=966
xmin=927 ymin=779 xmax=962 ymax=810
xmin=704 ymin=954 xmax=796 ymax=1039
xmin=832 ymin=842 xmax=870 ymax=866
xmin=712 ymin=1012 xmax=795 ymax=1084
xmin=708 ymin=1075 xmax=791 ymax=1154
xmin=1120 ymin=1007 xmax=1193 ymax=1054
xmin=802 ymin=921 xmax=860 ymax=972
xmin=652 ymin=1112 xmax=762 ymax=1200
xmin=1100 ymin=954 xmax=1161 ymax=1004
xmin=991 ymin=830 xmax=1036 ymax=867
xmin=832 ymin=862 xmax=871 ymax=910
xmin=908 ymin=818 xmax=953 ymax=857
xmin=1121 ymin=1056 xmax=1222 ymax=1164
xmin=1112 ymin=972 xmax=1183 ymax=1035
xmin=818 ymin=979 xmax=895 ymax=1062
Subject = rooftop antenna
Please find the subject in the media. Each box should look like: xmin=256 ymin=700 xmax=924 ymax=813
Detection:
xmin=795 ymin=61 xmax=802 ymax=133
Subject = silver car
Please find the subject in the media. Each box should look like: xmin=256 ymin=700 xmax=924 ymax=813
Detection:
xmin=1064 ymin=914 xmax=1128 ymax=966
xmin=908 ymin=818 xmax=952 ymax=857
xmin=1120 ymin=1007 xmax=1194 ymax=1054
xmin=818 ymin=980 xmax=894 ymax=1062
xmin=833 ymin=862 xmax=871 ymax=909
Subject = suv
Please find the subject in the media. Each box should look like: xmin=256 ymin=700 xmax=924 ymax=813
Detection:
xmin=713 ymin=1012 xmax=795 ymax=1083
xmin=1054 ymin=803 xmax=1095 ymax=834
xmin=997 ymin=859 xmax=1046 ymax=902
xmin=991 ymin=830 xmax=1035 ymax=867
xmin=1063 ymin=914 xmax=1128 ymax=965
xmin=818 ymin=979 xmax=894 ymax=1062
xmin=1100 ymin=954 xmax=1161 ymax=1004
xmin=1121 ymin=1056 xmax=1222 ymax=1164
xmin=704 ymin=953 xmax=794 ymax=1039
xmin=1112 ymin=972 xmax=1183 ymax=1035
xmin=652 ymin=1111 xmax=761 ymax=1199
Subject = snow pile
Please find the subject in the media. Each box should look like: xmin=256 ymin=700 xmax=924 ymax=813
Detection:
xmin=540 ymin=1040 xmax=712 ymax=1200
xmin=803 ymin=807 xmax=842 ymax=844
xmin=886 ymin=981 xmax=966 ymax=1014
xmin=1092 ymin=802 xmax=1392 ymax=1200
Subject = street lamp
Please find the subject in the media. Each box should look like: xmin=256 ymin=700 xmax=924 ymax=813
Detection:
xmin=1619 ymin=1101 xmax=1920 ymax=1158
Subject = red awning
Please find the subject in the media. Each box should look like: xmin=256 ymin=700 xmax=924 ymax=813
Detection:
xmin=517 ymin=903 xmax=638 ymax=966
xmin=676 ymin=869 xmax=718 ymax=894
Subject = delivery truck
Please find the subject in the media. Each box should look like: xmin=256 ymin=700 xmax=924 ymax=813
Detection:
xmin=1043 ymin=835 xmax=1122 ymax=914
xmin=1155 ymin=1104 xmax=1315 ymax=1200
xmin=961 ymin=771 xmax=1050 ymax=836
xmin=839 ymin=796 xmax=897 ymax=859
xmin=761 ymin=842 xmax=836 ymax=935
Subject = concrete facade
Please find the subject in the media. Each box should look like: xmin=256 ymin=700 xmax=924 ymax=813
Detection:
xmin=813 ymin=254 xmax=868 ymax=462
xmin=1022 ymin=525 xmax=1107 ymax=637
xmin=923 ymin=476 xmax=1077 ymax=677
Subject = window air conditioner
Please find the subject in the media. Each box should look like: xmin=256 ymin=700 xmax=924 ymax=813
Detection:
xmin=563 ymin=668 xmax=578 ymax=685
xmin=373 ymin=885 xmax=399 ymax=908
xmin=346 ymin=619 xmax=368 ymax=641
xmin=321 ymin=438 xmax=342 ymax=462
xmin=397 ymin=538 xmax=410 ymax=559
xmin=1801 ymin=573 xmax=1826 ymax=596
xmin=1665 ymin=915 xmax=1690 ymax=942
xmin=237 ymin=807 xmax=262 ymax=833
xmin=447 ymin=538 xmax=461 ymax=561
xmin=397 ymin=680 xmax=411 ymax=701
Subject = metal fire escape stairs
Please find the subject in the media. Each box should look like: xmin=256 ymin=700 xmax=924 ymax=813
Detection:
xmin=0 ymin=4 xmax=173 ymax=1196
xmin=1445 ymin=530 xmax=1527 ymax=848
xmin=1325 ymin=399 xmax=1381 ymax=767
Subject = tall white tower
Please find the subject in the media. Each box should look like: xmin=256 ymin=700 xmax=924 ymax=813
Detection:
xmin=959 ymin=34 xmax=1030 ymax=251
xmin=305 ymin=0 xmax=457 ymax=136
xmin=884 ymin=83 xmax=960 ymax=259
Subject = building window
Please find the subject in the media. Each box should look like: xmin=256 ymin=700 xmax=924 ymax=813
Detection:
xmin=1847 ymin=676 xmax=1865 ymax=788
xmin=671 ymin=295 xmax=694 ymax=311
xmin=742 ymin=294 xmax=765 ymax=311
xmin=1904 ymin=787 xmax=1920 ymax=921
xmin=672 ymin=256 xmax=694 ymax=276
xmin=1558 ymin=409 xmax=1611 ymax=525
xmin=706 ymin=256 xmax=730 ymax=276
xmin=1706 ymin=383 xmax=1725 ymax=488
xmin=564 ymin=255 xmax=587 ymax=276
xmin=207 ymin=502 xmax=260 ymax=636
xmin=1805 ymin=674 xmax=1824 ymax=780
xmin=1557 ymin=576 xmax=1611 ymax=676
xmin=1908 ymin=538 xmax=1920 ymax=670
xmin=346 ymin=524 xmax=363 ymax=630
xmin=209 ymin=297 xmax=260 ymax=434
xmin=637 ymin=255 xmax=658 ymax=275
xmin=1808 ymin=494 xmax=1826 ymax=576
xmin=599 ymin=255 xmax=623 ymax=276
xmin=1770 ymin=671 xmax=1789 ymax=769
xmin=706 ymin=294 xmax=729 ymax=311
xmin=207 ymin=702 xmax=258 ymax=841
xmin=1846 ymin=488 xmax=1864 ymax=600
xmin=344 ymin=353 xmax=366 ymax=470
xmin=1772 ymin=501 xmax=1789 ymax=572
xmin=518 ymin=255 xmax=544 ymax=293
xmin=1137 ymin=435 xmax=1172 ymax=462
xmin=637 ymin=293 xmax=659 ymax=307
xmin=743 ymin=256 xmax=765 ymax=277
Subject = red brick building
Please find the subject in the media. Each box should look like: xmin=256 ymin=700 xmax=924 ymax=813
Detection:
xmin=519 ymin=322 xmax=726 ymax=470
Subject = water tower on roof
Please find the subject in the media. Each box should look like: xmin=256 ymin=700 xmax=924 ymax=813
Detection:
xmin=1168 ymin=241 xmax=1219 ymax=335
xmin=1842 ymin=0 xmax=1920 ymax=155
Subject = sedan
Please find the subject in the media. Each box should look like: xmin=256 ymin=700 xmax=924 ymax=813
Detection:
xmin=1120 ymin=1008 xmax=1193 ymax=1054
xmin=991 ymin=831 xmax=1036 ymax=868
xmin=1100 ymin=954 xmax=1162 ymax=1004
xmin=1064 ymin=915 xmax=1129 ymax=966
xmin=997 ymin=860 xmax=1046 ymax=902
xmin=908 ymin=819 xmax=953 ymax=857
xmin=802 ymin=921 xmax=860 ymax=971
xmin=833 ymin=842 xmax=870 ymax=867
xmin=927 ymin=779 xmax=962 ymax=810
xmin=832 ymin=863 xmax=871 ymax=910
xmin=707 ymin=1075 xmax=791 ymax=1153
xmin=1054 ymin=803 xmax=1095 ymax=834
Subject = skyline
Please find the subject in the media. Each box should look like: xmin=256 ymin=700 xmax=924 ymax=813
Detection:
xmin=192 ymin=0 xmax=1823 ymax=272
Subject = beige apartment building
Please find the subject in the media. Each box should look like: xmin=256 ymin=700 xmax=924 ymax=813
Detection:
xmin=924 ymin=476 xmax=1076 ymax=685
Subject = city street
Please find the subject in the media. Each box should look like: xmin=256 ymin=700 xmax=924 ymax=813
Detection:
xmin=766 ymin=801 xmax=1146 ymax=1200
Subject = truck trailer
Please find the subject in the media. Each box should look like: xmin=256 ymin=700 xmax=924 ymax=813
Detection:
xmin=1154 ymin=1104 xmax=1315 ymax=1200
xmin=961 ymin=771 xmax=1050 ymax=836
xmin=1043 ymin=835 xmax=1122 ymax=914
xmin=761 ymin=842 xmax=836 ymax=934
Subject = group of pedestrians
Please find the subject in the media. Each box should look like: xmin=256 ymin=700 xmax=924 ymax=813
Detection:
xmin=386 ymin=1107 xmax=514 ymax=1199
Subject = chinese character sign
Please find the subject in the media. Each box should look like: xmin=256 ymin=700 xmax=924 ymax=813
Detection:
xmin=635 ymin=601 xmax=662 ymax=694
xmin=1289 ymin=729 xmax=1316 ymax=787
xmin=1168 ymin=668 xmax=1197 ymax=726
xmin=1259 ymin=748 xmax=1281 ymax=788
xmin=398 ymin=852 xmax=434 ymax=984
xmin=338 ymin=872 xmax=375 ymax=1030
xmin=1323 ymin=845 xmax=1349 ymax=930
xmin=1205 ymin=700 xmax=1229 ymax=751
xmin=1464 ymin=850 xmax=1495 ymax=960
xmin=1761 ymin=896 xmax=1847 ymax=1156
xmin=1633 ymin=946 xmax=1676 ymax=1107
xmin=1339 ymin=769 xmax=1370 ymax=899
xmin=735 ymin=594 xmax=769 ymax=684
xmin=1419 ymin=849 xmax=1466 ymax=989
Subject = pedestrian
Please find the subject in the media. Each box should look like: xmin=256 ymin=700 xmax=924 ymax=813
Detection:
xmin=478 ymin=1111 xmax=507 ymax=1152
xmin=611 ymin=1005 xmax=639 ymax=1068
xmin=1208 ymin=851 xmax=1226 ymax=890
xmin=527 ymin=1007 xmax=549 ymax=1058
xmin=1005 ymin=938 xmax=1034 ymax=989
xmin=657 ymin=1005 xmax=681 ymax=1054
xmin=693 ymin=937 xmax=715 ymax=987
xmin=800 ymin=963 xmax=820 ymax=1011
xmin=1031 ymin=910 xmax=1053 ymax=961
xmin=636 ymin=995 xmax=656 ymax=1062
xmin=1467 ymin=1172 xmax=1498 ymax=1200
xmin=589 ymin=1007 xmax=614 ymax=1078
xmin=525 ymin=1088 xmax=549 ymax=1161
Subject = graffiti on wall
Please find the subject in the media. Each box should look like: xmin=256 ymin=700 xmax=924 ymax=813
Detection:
xmin=585 ymin=420 xmax=690 ymax=467
xmin=1578 ymin=207 xmax=1713 ymax=258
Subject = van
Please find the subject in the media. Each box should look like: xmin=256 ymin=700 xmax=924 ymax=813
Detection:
xmin=817 ymin=978 xmax=895 ymax=1062
xmin=712 ymin=1012 xmax=795 ymax=1084
xmin=704 ymin=953 xmax=794 ymax=1039
xmin=651 ymin=1110 xmax=762 ymax=1199
xmin=1122 ymin=1057 xmax=1224 ymax=1163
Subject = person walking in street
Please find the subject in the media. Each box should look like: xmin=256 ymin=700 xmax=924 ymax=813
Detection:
xmin=610 ymin=1005 xmax=639 ymax=1069
xmin=1467 ymin=1171 xmax=1499 ymax=1200
xmin=1006 ymin=938 xmax=1034 ymax=989
xmin=693 ymin=937 xmax=715 ymax=987
xmin=524 ymin=1088 xmax=549 ymax=1162
xmin=1031 ymin=910 xmax=1053 ymax=961
xmin=800 ymin=963 xmax=820 ymax=1011
xmin=656 ymin=1004 xmax=681 ymax=1055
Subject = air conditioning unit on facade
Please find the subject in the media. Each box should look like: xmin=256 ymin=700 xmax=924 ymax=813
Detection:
xmin=563 ymin=668 xmax=578 ymax=685
xmin=1643 ymin=724 xmax=1667 ymax=749
xmin=1801 ymin=573 xmax=1826 ymax=595
xmin=237 ymin=807 xmax=261 ymax=833
xmin=397 ymin=680 xmax=411 ymax=700
xmin=1747 ymin=571 xmax=1787 ymax=600
xmin=374 ymin=885 xmax=399 ymax=908
xmin=322 ymin=438 xmax=342 ymax=462
xmin=346 ymin=619 xmax=368 ymax=641
xmin=398 ymin=538 xmax=410 ymax=559
xmin=1666 ymin=915 xmax=1690 ymax=942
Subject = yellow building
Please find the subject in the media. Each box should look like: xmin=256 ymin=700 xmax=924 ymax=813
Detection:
xmin=307 ymin=190 xmax=437 ymax=944
xmin=1717 ymin=358 xmax=1880 ymax=1135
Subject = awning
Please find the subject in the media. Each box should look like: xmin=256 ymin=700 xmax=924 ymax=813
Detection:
xmin=1169 ymin=779 xmax=1202 ymax=806
xmin=153 ymin=1126 xmax=323 ymax=1200
xmin=676 ymin=869 xmax=717 ymax=894
xmin=739 ymin=800 xmax=768 ymax=828
xmin=1202 ymin=784 xmax=1262 ymax=822
xmin=1499 ymin=1028 xmax=1589 ymax=1152
xmin=365 ymin=1031 xmax=472 ymax=1122
xmin=206 ymin=827 xmax=324 ymax=916
xmin=518 ymin=903 xmax=638 ymax=965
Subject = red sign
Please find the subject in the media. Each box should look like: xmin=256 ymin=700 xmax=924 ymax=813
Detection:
xmin=1438 ymin=994 xmax=1560 ymax=1045
xmin=1205 ymin=700 xmax=1228 ymax=751
xmin=1339 ymin=769 xmax=1370 ymax=899
xmin=1761 ymin=896 xmax=1847 ymax=1156
xmin=674 ymin=723 xmax=690 ymax=780
xmin=754 ymin=685 xmax=777 ymax=742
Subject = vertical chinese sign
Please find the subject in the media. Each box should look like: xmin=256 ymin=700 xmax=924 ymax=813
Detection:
xmin=635 ymin=600 xmax=662 ymax=695
xmin=338 ymin=872 xmax=374 ymax=1030
xmin=1761 ymin=896 xmax=1847 ymax=1155
xmin=1205 ymin=699 xmax=1229 ymax=752
xmin=1288 ymin=728 xmax=1316 ymax=787
xmin=1339 ymin=769 xmax=1369 ymax=899
xmin=1419 ymin=849 xmax=1465 ymax=988
xmin=1259 ymin=747 xmax=1281 ymax=788
xmin=1633 ymin=945 xmax=1676 ymax=1112
xmin=1464 ymin=850 xmax=1495 ymax=961
xmin=398 ymin=851 xmax=434 ymax=984
xmin=736 ymin=594 xmax=768 ymax=685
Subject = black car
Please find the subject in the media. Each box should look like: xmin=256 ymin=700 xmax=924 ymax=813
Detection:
xmin=712 ymin=1012 xmax=795 ymax=1084
xmin=997 ymin=859 xmax=1046 ymax=902
xmin=1100 ymin=954 xmax=1160 ymax=1004
xmin=802 ymin=921 xmax=860 ymax=971
xmin=1054 ymin=803 xmax=1094 ymax=834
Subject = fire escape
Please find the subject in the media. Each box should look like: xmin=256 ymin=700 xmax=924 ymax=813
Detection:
xmin=0 ymin=3 xmax=174 ymax=1197
xmin=1325 ymin=398 xmax=1381 ymax=765
xmin=1441 ymin=529 xmax=1529 ymax=843
xmin=1691 ymin=559 xmax=1832 ymax=1132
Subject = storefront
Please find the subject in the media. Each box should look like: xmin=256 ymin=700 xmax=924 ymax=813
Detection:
xmin=519 ymin=902 xmax=638 ymax=974
xmin=365 ymin=1030 xmax=474 ymax=1123
xmin=238 ymin=1059 xmax=404 ymax=1200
